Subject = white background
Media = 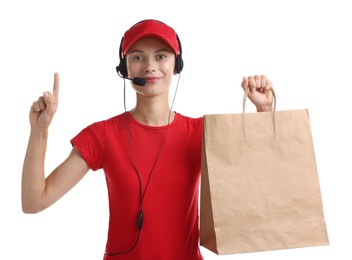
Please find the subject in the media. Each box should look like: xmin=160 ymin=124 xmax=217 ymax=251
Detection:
xmin=1 ymin=0 xmax=351 ymax=259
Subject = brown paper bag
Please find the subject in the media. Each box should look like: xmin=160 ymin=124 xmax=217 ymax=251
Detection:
xmin=200 ymin=88 xmax=329 ymax=255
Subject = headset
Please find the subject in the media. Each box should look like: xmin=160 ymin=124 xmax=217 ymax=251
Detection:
xmin=116 ymin=20 xmax=184 ymax=80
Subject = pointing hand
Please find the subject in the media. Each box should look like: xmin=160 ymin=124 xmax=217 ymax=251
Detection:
xmin=30 ymin=73 xmax=60 ymax=130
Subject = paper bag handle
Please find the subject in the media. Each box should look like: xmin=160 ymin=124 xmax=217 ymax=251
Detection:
xmin=242 ymin=87 xmax=277 ymax=137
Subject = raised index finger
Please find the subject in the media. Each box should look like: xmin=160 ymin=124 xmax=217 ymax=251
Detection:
xmin=53 ymin=72 xmax=60 ymax=100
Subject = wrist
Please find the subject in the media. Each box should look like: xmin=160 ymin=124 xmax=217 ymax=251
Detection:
xmin=30 ymin=127 xmax=49 ymax=140
xmin=256 ymin=104 xmax=273 ymax=112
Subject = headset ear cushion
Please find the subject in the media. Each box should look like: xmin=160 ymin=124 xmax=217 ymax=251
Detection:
xmin=175 ymin=55 xmax=183 ymax=74
xmin=117 ymin=58 xmax=127 ymax=77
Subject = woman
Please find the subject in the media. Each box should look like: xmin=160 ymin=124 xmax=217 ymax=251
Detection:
xmin=22 ymin=19 xmax=273 ymax=259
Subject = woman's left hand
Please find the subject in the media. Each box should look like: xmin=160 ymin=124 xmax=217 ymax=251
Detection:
xmin=241 ymin=75 xmax=273 ymax=112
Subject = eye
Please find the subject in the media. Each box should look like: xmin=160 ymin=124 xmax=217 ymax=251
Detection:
xmin=132 ymin=55 xmax=143 ymax=61
xmin=157 ymin=54 xmax=167 ymax=60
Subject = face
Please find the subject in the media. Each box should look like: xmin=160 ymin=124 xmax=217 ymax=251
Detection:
xmin=126 ymin=37 xmax=176 ymax=96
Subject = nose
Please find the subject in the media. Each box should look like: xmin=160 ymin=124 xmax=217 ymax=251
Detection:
xmin=144 ymin=57 xmax=157 ymax=73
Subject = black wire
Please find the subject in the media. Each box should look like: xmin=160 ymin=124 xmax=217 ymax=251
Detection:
xmin=141 ymin=74 xmax=181 ymax=201
xmin=105 ymin=75 xmax=181 ymax=256
xmin=104 ymin=230 xmax=141 ymax=256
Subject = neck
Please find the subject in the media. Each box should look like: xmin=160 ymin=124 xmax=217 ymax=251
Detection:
xmin=130 ymin=94 xmax=174 ymax=126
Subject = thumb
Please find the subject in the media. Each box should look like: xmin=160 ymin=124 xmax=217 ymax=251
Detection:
xmin=241 ymin=76 xmax=248 ymax=91
xmin=42 ymin=91 xmax=56 ymax=115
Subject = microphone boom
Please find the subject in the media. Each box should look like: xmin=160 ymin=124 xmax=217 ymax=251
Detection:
xmin=132 ymin=77 xmax=146 ymax=86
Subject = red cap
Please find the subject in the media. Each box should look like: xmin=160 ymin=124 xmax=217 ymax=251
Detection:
xmin=121 ymin=20 xmax=179 ymax=58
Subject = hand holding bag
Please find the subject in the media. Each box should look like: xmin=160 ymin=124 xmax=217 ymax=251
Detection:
xmin=200 ymin=88 xmax=329 ymax=255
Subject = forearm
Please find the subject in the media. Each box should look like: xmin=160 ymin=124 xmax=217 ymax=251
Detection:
xmin=21 ymin=128 xmax=48 ymax=213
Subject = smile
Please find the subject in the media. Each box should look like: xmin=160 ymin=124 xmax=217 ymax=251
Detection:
xmin=144 ymin=77 xmax=162 ymax=83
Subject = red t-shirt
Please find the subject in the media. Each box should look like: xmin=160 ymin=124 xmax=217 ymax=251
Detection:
xmin=71 ymin=112 xmax=204 ymax=260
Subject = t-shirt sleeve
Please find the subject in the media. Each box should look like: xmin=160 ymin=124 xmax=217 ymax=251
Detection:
xmin=70 ymin=122 xmax=105 ymax=171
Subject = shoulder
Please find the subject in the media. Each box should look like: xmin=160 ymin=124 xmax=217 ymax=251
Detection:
xmin=85 ymin=113 xmax=126 ymax=132
xmin=176 ymin=113 xmax=203 ymax=128
xmin=175 ymin=113 xmax=203 ymax=136
xmin=72 ymin=113 xmax=126 ymax=144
